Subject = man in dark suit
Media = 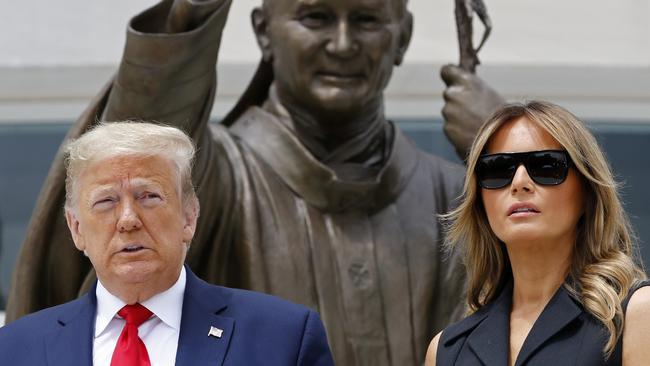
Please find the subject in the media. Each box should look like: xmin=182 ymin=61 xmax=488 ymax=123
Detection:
xmin=0 ymin=121 xmax=333 ymax=366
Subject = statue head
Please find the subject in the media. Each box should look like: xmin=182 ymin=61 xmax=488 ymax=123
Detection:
xmin=252 ymin=0 xmax=413 ymax=119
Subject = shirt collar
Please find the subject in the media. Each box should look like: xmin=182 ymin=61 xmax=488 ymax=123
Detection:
xmin=94 ymin=266 xmax=187 ymax=337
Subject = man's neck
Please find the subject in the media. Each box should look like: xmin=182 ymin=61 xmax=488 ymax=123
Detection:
xmin=268 ymin=85 xmax=388 ymax=164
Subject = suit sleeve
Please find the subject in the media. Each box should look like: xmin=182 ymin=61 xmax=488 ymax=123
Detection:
xmin=296 ymin=310 xmax=335 ymax=366
xmin=6 ymin=0 xmax=233 ymax=322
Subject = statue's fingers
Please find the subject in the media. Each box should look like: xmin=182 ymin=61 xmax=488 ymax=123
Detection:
xmin=440 ymin=64 xmax=472 ymax=87
xmin=443 ymin=84 xmax=464 ymax=102
xmin=441 ymin=101 xmax=460 ymax=124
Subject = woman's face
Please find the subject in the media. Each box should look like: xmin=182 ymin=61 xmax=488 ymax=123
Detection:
xmin=480 ymin=116 xmax=584 ymax=248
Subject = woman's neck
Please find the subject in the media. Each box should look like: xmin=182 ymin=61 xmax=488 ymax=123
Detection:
xmin=507 ymin=237 xmax=573 ymax=311
xmin=506 ymin=238 xmax=573 ymax=366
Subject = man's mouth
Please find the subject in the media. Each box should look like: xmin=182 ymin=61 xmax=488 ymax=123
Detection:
xmin=121 ymin=245 xmax=145 ymax=253
xmin=317 ymin=71 xmax=363 ymax=82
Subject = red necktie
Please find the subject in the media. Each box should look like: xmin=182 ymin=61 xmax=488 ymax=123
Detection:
xmin=110 ymin=303 xmax=153 ymax=366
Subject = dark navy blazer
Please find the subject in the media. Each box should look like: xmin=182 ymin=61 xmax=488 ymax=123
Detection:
xmin=0 ymin=267 xmax=334 ymax=366
xmin=436 ymin=280 xmax=649 ymax=366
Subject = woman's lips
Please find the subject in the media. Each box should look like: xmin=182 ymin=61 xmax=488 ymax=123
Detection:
xmin=507 ymin=202 xmax=540 ymax=216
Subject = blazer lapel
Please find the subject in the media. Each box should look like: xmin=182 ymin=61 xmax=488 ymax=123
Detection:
xmin=175 ymin=268 xmax=234 ymax=366
xmin=45 ymin=288 xmax=97 ymax=366
xmin=515 ymin=285 xmax=582 ymax=365
xmin=467 ymin=283 xmax=512 ymax=366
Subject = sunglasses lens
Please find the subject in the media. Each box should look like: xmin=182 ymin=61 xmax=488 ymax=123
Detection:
xmin=477 ymin=150 xmax=571 ymax=189
xmin=476 ymin=154 xmax=517 ymax=189
xmin=527 ymin=151 xmax=570 ymax=185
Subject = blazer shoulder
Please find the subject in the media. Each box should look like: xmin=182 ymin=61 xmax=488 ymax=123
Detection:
xmin=0 ymin=296 xmax=88 ymax=351
xmin=439 ymin=303 xmax=492 ymax=347
xmin=217 ymin=287 xmax=333 ymax=366
xmin=185 ymin=268 xmax=331 ymax=356
xmin=221 ymin=286 xmax=313 ymax=321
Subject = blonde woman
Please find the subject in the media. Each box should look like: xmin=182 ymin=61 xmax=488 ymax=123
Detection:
xmin=425 ymin=101 xmax=650 ymax=365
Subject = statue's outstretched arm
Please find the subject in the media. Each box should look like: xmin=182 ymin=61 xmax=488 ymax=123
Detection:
xmin=6 ymin=0 xmax=232 ymax=322
xmin=102 ymin=0 xmax=231 ymax=139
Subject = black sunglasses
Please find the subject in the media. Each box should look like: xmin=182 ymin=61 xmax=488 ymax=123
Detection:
xmin=475 ymin=150 xmax=572 ymax=189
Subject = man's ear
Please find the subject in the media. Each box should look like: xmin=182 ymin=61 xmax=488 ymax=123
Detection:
xmin=182 ymin=199 xmax=200 ymax=244
xmin=394 ymin=11 xmax=413 ymax=66
xmin=64 ymin=208 xmax=85 ymax=251
xmin=252 ymin=7 xmax=273 ymax=62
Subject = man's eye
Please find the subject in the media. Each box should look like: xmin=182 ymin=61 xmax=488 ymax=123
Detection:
xmin=354 ymin=13 xmax=382 ymax=29
xmin=300 ymin=11 xmax=332 ymax=27
xmin=140 ymin=192 xmax=160 ymax=199
xmin=139 ymin=192 xmax=162 ymax=204
xmin=93 ymin=198 xmax=116 ymax=208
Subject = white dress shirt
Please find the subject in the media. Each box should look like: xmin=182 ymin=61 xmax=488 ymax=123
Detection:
xmin=93 ymin=267 xmax=186 ymax=366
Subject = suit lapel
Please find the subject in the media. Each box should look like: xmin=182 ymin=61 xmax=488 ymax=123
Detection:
xmin=175 ymin=268 xmax=234 ymax=366
xmin=45 ymin=288 xmax=97 ymax=366
xmin=467 ymin=283 xmax=512 ymax=366
xmin=515 ymin=285 xmax=582 ymax=365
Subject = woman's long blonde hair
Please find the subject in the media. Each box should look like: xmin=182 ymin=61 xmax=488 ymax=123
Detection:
xmin=444 ymin=101 xmax=646 ymax=356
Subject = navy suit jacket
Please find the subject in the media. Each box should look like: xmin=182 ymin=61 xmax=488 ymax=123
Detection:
xmin=0 ymin=268 xmax=334 ymax=366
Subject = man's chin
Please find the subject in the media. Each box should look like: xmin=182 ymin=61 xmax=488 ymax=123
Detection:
xmin=112 ymin=261 xmax=159 ymax=284
xmin=309 ymin=88 xmax=370 ymax=114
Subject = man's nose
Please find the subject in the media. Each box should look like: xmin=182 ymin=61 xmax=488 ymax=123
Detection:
xmin=510 ymin=164 xmax=534 ymax=193
xmin=326 ymin=21 xmax=358 ymax=57
xmin=117 ymin=199 xmax=143 ymax=232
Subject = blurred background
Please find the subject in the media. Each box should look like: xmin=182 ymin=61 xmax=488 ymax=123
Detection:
xmin=1 ymin=0 xmax=649 ymax=322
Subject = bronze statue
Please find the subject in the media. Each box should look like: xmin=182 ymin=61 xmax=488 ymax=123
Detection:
xmin=7 ymin=0 xmax=503 ymax=364
xmin=443 ymin=0 xmax=504 ymax=158
xmin=455 ymin=0 xmax=491 ymax=73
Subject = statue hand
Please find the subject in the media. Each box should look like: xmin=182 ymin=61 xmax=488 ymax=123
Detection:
xmin=165 ymin=0 xmax=224 ymax=33
xmin=440 ymin=64 xmax=505 ymax=160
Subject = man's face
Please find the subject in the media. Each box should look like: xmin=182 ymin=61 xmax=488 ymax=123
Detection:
xmin=255 ymin=0 xmax=412 ymax=115
xmin=65 ymin=155 xmax=197 ymax=295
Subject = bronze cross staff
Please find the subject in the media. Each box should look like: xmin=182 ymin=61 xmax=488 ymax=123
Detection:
xmin=454 ymin=0 xmax=492 ymax=73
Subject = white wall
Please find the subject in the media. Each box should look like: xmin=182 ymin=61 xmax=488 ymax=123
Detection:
xmin=0 ymin=0 xmax=649 ymax=122
xmin=2 ymin=0 xmax=648 ymax=66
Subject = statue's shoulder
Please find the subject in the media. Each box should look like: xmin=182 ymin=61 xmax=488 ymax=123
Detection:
xmin=208 ymin=106 xmax=273 ymax=163
xmin=402 ymin=138 xmax=465 ymax=201
xmin=209 ymin=122 xmax=234 ymax=142
xmin=421 ymin=151 xmax=464 ymax=175
xmin=394 ymin=129 xmax=464 ymax=182
xmin=227 ymin=106 xmax=277 ymax=137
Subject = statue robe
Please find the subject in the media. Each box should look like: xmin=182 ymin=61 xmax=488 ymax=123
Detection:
xmin=8 ymin=0 xmax=465 ymax=364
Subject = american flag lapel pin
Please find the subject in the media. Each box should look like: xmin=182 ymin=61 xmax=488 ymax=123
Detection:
xmin=208 ymin=326 xmax=224 ymax=338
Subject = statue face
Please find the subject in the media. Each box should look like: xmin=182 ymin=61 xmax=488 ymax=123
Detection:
xmin=254 ymin=0 xmax=412 ymax=116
